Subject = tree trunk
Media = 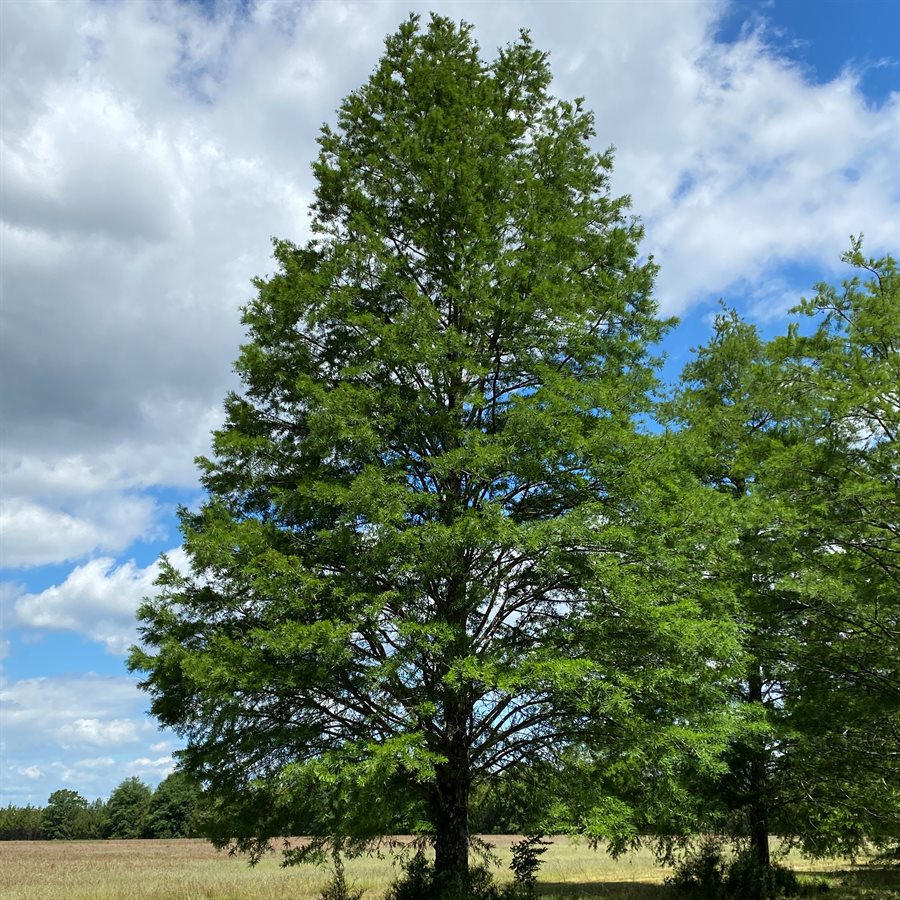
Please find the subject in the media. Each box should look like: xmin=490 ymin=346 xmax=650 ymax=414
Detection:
xmin=747 ymin=668 xmax=771 ymax=871
xmin=433 ymin=683 xmax=471 ymax=889
xmin=433 ymin=760 xmax=470 ymax=885
xmin=431 ymin=555 xmax=472 ymax=889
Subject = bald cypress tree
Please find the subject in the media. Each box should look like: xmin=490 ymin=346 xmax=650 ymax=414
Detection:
xmin=131 ymin=15 xmax=738 ymax=892
xmin=669 ymin=248 xmax=900 ymax=886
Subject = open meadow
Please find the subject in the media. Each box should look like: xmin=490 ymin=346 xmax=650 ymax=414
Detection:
xmin=1 ymin=836 xmax=897 ymax=900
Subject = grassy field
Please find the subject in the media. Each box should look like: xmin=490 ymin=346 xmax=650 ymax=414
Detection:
xmin=1 ymin=836 xmax=897 ymax=899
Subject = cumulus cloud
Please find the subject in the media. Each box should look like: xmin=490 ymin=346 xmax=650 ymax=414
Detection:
xmin=57 ymin=718 xmax=141 ymax=747
xmin=13 ymin=549 xmax=187 ymax=653
xmin=2 ymin=0 xmax=896 ymax=520
xmin=0 ymin=495 xmax=160 ymax=569
xmin=633 ymin=38 xmax=899 ymax=308
xmin=2 ymin=0 xmax=895 ymax=462
xmin=0 ymin=674 xmax=149 ymax=750
xmin=0 ymin=673 xmax=172 ymax=802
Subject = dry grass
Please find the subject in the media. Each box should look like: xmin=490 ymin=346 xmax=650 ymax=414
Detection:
xmin=0 ymin=836 xmax=896 ymax=899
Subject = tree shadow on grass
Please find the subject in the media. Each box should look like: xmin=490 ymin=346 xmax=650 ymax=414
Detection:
xmin=534 ymin=867 xmax=900 ymax=899
xmin=810 ymin=867 xmax=900 ymax=891
xmin=538 ymin=882 xmax=670 ymax=898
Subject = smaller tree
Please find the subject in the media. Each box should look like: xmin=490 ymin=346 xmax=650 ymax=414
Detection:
xmin=104 ymin=777 xmax=152 ymax=839
xmin=145 ymin=772 xmax=203 ymax=838
xmin=773 ymin=243 xmax=900 ymax=854
xmin=73 ymin=798 xmax=108 ymax=840
xmin=667 ymin=245 xmax=900 ymax=880
xmin=42 ymin=789 xmax=88 ymax=840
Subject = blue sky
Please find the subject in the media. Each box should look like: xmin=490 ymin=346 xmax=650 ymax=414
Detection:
xmin=1 ymin=0 xmax=898 ymax=805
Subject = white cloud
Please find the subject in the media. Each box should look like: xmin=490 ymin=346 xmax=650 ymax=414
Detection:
xmin=73 ymin=756 xmax=116 ymax=770
xmin=57 ymin=718 xmax=140 ymax=747
xmin=13 ymin=549 xmax=187 ymax=653
xmin=0 ymin=495 xmax=160 ymax=569
xmin=1 ymin=3 xmax=895 ymax=514
xmin=132 ymin=755 xmax=175 ymax=772
xmin=0 ymin=675 xmax=149 ymax=751
xmin=633 ymin=40 xmax=899 ymax=309
xmin=0 ymin=674 xmax=175 ymax=802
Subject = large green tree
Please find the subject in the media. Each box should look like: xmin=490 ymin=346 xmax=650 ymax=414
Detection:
xmin=131 ymin=15 xmax=738 ymax=891
xmin=145 ymin=772 xmax=203 ymax=839
xmin=775 ymin=244 xmax=899 ymax=853
xmin=670 ymin=246 xmax=899 ymax=883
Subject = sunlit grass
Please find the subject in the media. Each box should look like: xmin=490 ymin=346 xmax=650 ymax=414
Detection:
xmin=0 ymin=836 xmax=896 ymax=899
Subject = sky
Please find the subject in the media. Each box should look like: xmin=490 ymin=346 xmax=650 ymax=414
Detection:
xmin=1 ymin=0 xmax=898 ymax=806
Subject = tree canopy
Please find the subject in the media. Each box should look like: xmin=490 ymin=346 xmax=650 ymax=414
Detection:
xmin=667 ymin=244 xmax=900 ymax=868
xmin=130 ymin=13 xmax=740 ymax=892
xmin=104 ymin=776 xmax=152 ymax=839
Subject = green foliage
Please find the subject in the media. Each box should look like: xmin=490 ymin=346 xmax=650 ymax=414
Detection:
xmin=318 ymin=849 xmax=366 ymax=900
xmin=75 ymin=798 xmax=108 ymax=839
xmin=773 ymin=243 xmax=900 ymax=855
xmin=508 ymin=834 xmax=551 ymax=898
xmin=666 ymin=244 xmax=900 ymax=863
xmin=666 ymin=836 xmax=727 ymax=894
xmin=0 ymin=803 xmax=44 ymax=840
xmin=145 ymin=772 xmax=203 ymax=839
xmin=724 ymin=850 xmax=799 ymax=900
xmin=42 ymin=789 xmax=88 ymax=840
xmin=668 ymin=839 xmax=800 ymax=900
xmin=131 ymin=11 xmax=741 ymax=881
xmin=104 ymin=777 xmax=152 ymax=839
xmin=385 ymin=852 xmax=504 ymax=900
xmin=384 ymin=852 xmax=436 ymax=900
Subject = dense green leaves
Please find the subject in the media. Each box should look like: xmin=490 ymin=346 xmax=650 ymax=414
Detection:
xmin=104 ymin=777 xmax=152 ymax=839
xmin=130 ymin=14 xmax=739 ymax=883
xmin=41 ymin=789 xmax=90 ymax=841
xmin=0 ymin=777 xmax=205 ymax=841
xmin=144 ymin=773 xmax=203 ymax=839
xmin=775 ymin=245 xmax=899 ymax=853
xmin=0 ymin=804 xmax=44 ymax=841
xmin=668 ymin=244 xmax=899 ymax=864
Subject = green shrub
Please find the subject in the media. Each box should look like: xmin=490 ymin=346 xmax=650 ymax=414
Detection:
xmin=385 ymin=851 xmax=433 ymax=900
xmin=385 ymin=852 xmax=502 ymax=900
xmin=724 ymin=850 xmax=799 ymax=900
xmin=507 ymin=834 xmax=551 ymax=899
xmin=666 ymin=836 xmax=728 ymax=895
xmin=667 ymin=838 xmax=801 ymax=899
xmin=318 ymin=850 xmax=365 ymax=900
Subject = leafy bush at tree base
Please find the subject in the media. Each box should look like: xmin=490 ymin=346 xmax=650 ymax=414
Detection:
xmin=318 ymin=851 xmax=365 ymax=900
xmin=668 ymin=838 xmax=801 ymax=899
xmin=725 ymin=850 xmax=799 ymax=900
xmin=666 ymin=837 xmax=728 ymax=895
xmin=385 ymin=837 xmax=554 ymax=900
xmin=385 ymin=853 xmax=501 ymax=900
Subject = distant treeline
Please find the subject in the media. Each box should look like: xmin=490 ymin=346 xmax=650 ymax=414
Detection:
xmin=0 ymin=773 xmax=202 ymax=841
xmin=0 ymin=769 xmax=540 ymax=841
